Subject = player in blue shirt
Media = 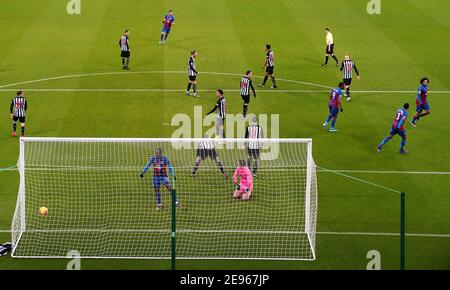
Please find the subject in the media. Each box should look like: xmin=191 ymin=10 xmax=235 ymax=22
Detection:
xmin=159 ymin=10 xmax=175 ymax=45
xmin=377 ymin=103 xmax=409 ymax=154
xmin=140 ymin=147 xmax=180 ymax=209
xmin=410 ymin=77 xmax=430 ymax=127
xmin=323 ymin=82 xmax=345 ymax=132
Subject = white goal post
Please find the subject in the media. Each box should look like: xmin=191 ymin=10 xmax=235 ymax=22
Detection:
xmin=11 ymin=137 xmax=317 ymax=260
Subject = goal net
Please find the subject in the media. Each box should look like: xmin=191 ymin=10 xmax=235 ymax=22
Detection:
xmin=11 ymin=137 xmax=317 ymax=260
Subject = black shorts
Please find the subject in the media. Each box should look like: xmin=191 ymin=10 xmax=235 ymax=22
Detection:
xmin=241 ymin=95 xmax=250 ymax=104
xmin=326 ymin=43 xmax=334 ymax=54
xmin=248 ymin=148 xmax=260 ymax=159
xmin=13 ymin=116 xmax=25 ymax=123
xmin=197 ymin=149 xmax=217 ymax=160
xmin=121 ymin=51 xmax=130 ymax=58
xmin=343 ymin=78 xmax=352 ymax=86
xmin=189 ymin=75 xmax=197 ymax=81
xmin=266 ymin=66 xmax=274 ymax=75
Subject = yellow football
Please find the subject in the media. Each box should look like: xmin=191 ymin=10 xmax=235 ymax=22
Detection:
xmin=38 ymin=207 xmax=48 ymax=217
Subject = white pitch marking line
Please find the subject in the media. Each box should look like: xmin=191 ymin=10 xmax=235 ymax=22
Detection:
xmin=0 ymin=71 xmax=330 ymax=90
xmin=317 ymin=169 xmax=450 ymax=175
xmin=2 ymin=70 xmax=448 ymax=93
xmin=0 ymin=88 xmax=449 ymax=94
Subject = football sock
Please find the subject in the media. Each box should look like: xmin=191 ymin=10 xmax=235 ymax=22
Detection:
xmin=346 ymin=88 xmax=350 ymax=97
xmin=217 ymin=161 xmax=225 ymax=174
xmin=12 ymin=123 xmax=17 ymax=132
xmin=187 ymin=83 xmax=192 ymax=92
xmin=262 ymin=76 xmax=268 ymax=85
xmin=192 ymin=160 xmax=200 ymax=173
xmin=271 ymin=77 xmax=277 ymax=86
xmin=325 ymin=56 xmax=329 ymax=64
xmin=21 ymin=126 xmax=25 ymax=136
xmin=125 ymin=58 xmax=130 ymax=67
xmin=121 ymin=58 xmax=125 ymax=66
xmin=164 ymin=33 xmax=169 ymax=41
xmin=332 ymin=55 xmax=339 ymax=63
xmin=193 ymin=84 xmax=197 ymax=94
xmin=400 ymin=138 xmax=406 ymax=150
xmin=243 ymin=104 xmax=249 ymax=116
xmin=160 ymin=34 xmax=164 ymax=42
xmin=155 ymin=191 xmax=162 ymax=205
xmin=325 ymin=115 xmax=332 ymax=124
xmin=379 ymin=136 xmax=391 ymax=147
xmin=254 ymin=159 xmax=259 ymax=174
xmin=331 ymin=118 xmax=336 ymax=128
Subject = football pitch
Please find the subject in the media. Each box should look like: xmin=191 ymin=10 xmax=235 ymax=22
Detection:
xmin=0 ymin=0 xmax=449 ymax=270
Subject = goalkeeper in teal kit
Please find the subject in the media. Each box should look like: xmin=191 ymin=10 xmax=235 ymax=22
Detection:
xmin=140 ymin=148 xmax=180 ymax=209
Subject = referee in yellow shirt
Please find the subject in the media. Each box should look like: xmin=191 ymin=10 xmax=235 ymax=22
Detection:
xmin=321 ymin=28 xmax=339 ymax=67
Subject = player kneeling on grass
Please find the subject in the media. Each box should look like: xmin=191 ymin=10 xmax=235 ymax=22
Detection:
xmin=233 ymin=160 xmax=253 ymax=200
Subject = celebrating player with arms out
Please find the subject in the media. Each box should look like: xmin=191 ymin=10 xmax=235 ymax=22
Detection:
xmin=410 ymin=77 xmax=430 ymax=127
xmin=159 ymin=10 xmax=175 ymax=45
xmin=140 ymin=148 xmax=181 ymax=209
xmin=323 ymin=82 xmax=345 ymax=132
xmin=377 ymin=103 xmax=410 ymax=154
xmin=233 ymin=160 xmax=253 ymax=200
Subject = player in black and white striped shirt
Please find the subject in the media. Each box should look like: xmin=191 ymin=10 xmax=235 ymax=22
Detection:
xmin=119 ymin=30 xmax=130 ymax=70
xmin=206 ymin=89 xmax=226 ymax=138
xmin=258 ymin=44 xmax=277 ymax=89
xmin=240 ymin=70 xmax=256 ymax=119
xmin=245 ymin=116 xmax=264 ymax=177
xmin=10 ymin=91 xmax=28 ymax=137
xmin=191 ymin=134 xmax=227 ymax=177
xmin=340 ymin=55 xmax=360 ymax=101
xmin=186 ymin=51 xmax=199 ymax=98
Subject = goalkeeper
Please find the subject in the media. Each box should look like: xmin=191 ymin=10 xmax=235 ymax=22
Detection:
xmin=140 ymin=148 xmax=180 ymax=209
xmin=233 ymin=160 xmax=253 ymax=200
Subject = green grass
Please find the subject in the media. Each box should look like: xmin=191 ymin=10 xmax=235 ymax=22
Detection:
xmin=0 ymin=0 xmax=449 ymax=269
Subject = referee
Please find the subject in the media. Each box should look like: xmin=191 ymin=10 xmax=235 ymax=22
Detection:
xmin=191 ymin=135 xmax=227 ymax=178
xmin=10 ymin=90 xmax=27 ymax=137
xmin=245 ymin=116 xmax=264 ymax=177
xmin=206 ymin=89 xmax=226 ymax=138
xmin=119 ymin=30 xmax=130 ymax=70
xmin=340 ymin=55 xmax=360 ymax=101
xmin=321 ymin=28 xmax=339 ymax=67
xmin=240 ymin=70 xmax=256 ymax=120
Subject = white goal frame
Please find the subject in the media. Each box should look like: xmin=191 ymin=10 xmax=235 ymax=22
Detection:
xmin=11 ymin=137 xmax=317 ymax=261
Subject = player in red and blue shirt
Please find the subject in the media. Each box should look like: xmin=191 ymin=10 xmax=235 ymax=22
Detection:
xmin=140 ymin=148 xmax=180 ymax=209
xmin=159 ymin=10 xmax=175 ymax=44
xmin=323 ymin=82 xmax=345 ymax=132
xmin=377 ymin=103 xmax=409 ymax=154
xmin=410 ymin=77 xmax=430 ymax=127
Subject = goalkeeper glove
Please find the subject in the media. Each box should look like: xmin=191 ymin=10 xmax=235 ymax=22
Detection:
xmin=235 ymin=184 xmax=241 ymax=191
xmin=139 ymin=173 xmax=144 ymax=178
